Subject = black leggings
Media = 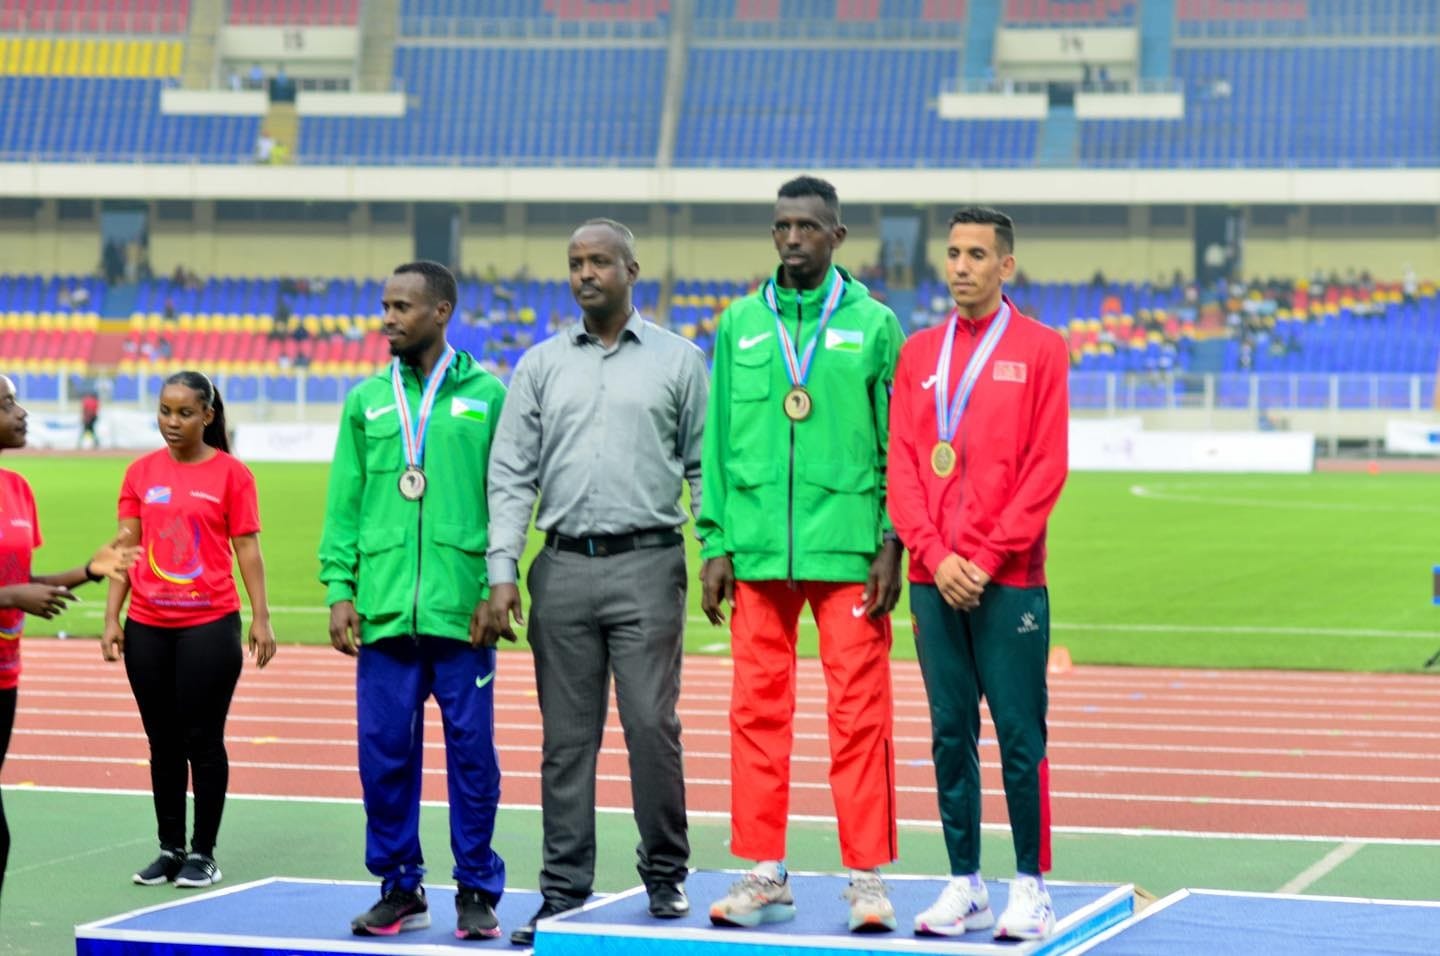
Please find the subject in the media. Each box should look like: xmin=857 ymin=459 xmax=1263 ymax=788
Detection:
xmin=123 ymin=613 xmax=243 ymax=856
xmin=0 ymin=686 xmax=14 ymax=904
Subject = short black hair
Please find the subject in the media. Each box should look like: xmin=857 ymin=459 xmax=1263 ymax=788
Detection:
xmin=574 ymin=218 xmax=637 ymax=265
xmin=777 ymin=175 xmax=841 ymax=225
xmin=393 ymin=260 xmax=458 ymax=309
xmin=948 ymin=206 xmax=1015 ymax=255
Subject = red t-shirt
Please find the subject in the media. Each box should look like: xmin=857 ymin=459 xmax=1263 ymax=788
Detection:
xmin=0 ymin=469 xmax=42 ymax=691
xmin=118 ymin=449 xmax=261 ymax=629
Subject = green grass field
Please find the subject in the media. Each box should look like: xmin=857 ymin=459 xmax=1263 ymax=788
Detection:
xmin=7 ymin=455 xmax=1439 ymax=671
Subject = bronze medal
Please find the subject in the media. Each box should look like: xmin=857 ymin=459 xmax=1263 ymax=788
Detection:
xmin=398 ymin=466 xmax=427 ymax=501
xmin=930 ymin=441 xmax=956 ymax=478
xmin=783 ymin=386 xmax=813 ymax=422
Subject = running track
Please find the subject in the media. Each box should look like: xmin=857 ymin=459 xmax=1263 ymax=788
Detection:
xmin=7 ymin=642 xmax=1440 ymax=843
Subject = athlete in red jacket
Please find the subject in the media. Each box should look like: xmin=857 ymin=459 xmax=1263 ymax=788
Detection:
xmin=887 ymin=207 xmax=1068 ymax=941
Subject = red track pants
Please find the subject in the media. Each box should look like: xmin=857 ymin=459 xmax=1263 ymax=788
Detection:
xmin=728 ymin=580 xmax=898 ymax=869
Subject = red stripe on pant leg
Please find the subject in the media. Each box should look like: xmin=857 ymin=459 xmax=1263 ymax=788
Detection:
xmin=1038 ymin=756 xmax=1052 ymax=873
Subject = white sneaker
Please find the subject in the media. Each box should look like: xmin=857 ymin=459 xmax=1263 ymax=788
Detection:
xmin=993 ymin=875 xmax=1056 ymax=941
xmin=914 ymin=878 xmax=994 ymax=936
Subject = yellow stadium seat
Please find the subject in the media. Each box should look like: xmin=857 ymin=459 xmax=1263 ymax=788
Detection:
xmin=258 ymin=315 xmax=274 ymax=334
xmin=146 ymin=314 xmax=163 ymax=333
xmin=241 ymin=315 xmax=258 ymax=334
xmin=302 ymin=316 xmax=321 ymax=336
xmin=221 ymin=314 xmax=241 ymax=333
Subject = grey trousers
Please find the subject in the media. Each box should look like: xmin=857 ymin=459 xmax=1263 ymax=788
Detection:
xmin=526 ymin=542 xmax=690 ymax=903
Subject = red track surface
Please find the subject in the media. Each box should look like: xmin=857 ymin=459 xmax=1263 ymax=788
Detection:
xmin=7 ymin=642 xmax=1440 ymax=842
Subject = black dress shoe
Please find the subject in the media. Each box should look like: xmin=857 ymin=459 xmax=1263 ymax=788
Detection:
xmin=510 ymin=898 xmax=579 ymax=946
xmin=648 ymin=882 xmax=690 ymax=919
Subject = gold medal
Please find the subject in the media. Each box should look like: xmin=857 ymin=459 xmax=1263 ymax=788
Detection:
xmin=930 ymin=441 xmax=956 ymax=478
xmin=783 ymin=386 xmax=813 ymax=422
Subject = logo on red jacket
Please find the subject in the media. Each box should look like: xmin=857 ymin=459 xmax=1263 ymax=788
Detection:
xmin=994 ymin=361 xmax=1027 ymax=383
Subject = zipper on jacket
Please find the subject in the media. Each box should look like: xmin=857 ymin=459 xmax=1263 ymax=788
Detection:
xmin=409 ymin=366 xmax=424 ymax=638
xmin=786 ymin=298 xmax=801 ymax=583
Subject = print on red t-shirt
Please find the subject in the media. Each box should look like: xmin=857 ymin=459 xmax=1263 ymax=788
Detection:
xmin=118 ymin=450 xmax=260 ymax=629
xmin=0 ymin=469 xmax=42 ymax=690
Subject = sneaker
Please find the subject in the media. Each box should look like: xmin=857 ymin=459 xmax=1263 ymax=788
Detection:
xmin=993 ymin=876 xmax=1056 ymax=941
xmin=132 ymin=847 xmax=185 ymax=886
xmin=709 ymin=872 xmax=796 ymax=928
xmin=454 ymin=886 xmax=501 ymax=940
xmin=351 ymin=885 xmax=431 ymax=936
xmin=173 ymin=853 xmax=222 ymax=888
xmin=843 ymin=873 xmax=897 ymax=933
xmin=914 ymin=878 xmax=995 ymax=936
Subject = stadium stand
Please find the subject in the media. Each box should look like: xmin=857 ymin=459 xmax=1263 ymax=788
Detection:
xmin=0 ymin=76 xmax=260 ymax=162
xmin=1080 ymin=45 xmax=1440 ymax=168
xmin=676 ymin=48 xmax=1036 ymax=167
xmin=1004 ymin=0 xmax=1137 ymax=26
xmin=298 ymin=45 xmax=667 ymax=165
xmin=226 ymin=0 xmax=360 ymax=26
xmin=0 ymin=0 xmax=189 ymax=33
xmin=398 ymin=0 xmax=670 ymax=38
xmin=0 ymin=37 xmax=182 ymax=76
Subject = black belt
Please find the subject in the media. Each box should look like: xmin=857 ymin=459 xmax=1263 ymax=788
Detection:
xmin=545 ymin=528 xmax=683 ymax=557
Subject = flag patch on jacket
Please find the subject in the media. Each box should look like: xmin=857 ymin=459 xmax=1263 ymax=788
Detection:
xmin=994 ymin=361 xmax=1027 ymax=383
xmin=825 ymin=328 xmax=864 ymax=353
xmin=451 ymin=397 xmax=488 ymax=421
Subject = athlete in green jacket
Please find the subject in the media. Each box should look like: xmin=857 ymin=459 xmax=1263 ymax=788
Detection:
xmin=699 ymin=176 xmax=905 ymax=934
xmin=317 ymin=261 xmax=508 ymax=941
xmin=319 ymin=345 xmax=505 ymax=644
xmin=697 ymin=263 xmax=902 ymax=582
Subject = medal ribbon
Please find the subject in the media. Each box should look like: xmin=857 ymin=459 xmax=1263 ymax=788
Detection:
xmin=391 ymin=345 xmax=456 ymax=470
xmin=935 ymin=301 xmax=1011 ymax=444
xmin=763 ymin=267 xmax=845 ymax=389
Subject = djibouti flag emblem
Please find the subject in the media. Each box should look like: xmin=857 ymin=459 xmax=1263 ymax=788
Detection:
xmin=825 ymin=328 xmax=864 ymax=353
xmin=450 ymin=396 xmax=488 ymax=422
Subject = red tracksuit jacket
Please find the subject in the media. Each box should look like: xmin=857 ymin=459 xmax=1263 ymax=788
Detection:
xmin=887 ymin=295 xmax=1069 ymax=587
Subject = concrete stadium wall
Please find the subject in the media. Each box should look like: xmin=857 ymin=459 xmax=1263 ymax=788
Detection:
xmin=2 ymin=203 xmax=1436 ymax=284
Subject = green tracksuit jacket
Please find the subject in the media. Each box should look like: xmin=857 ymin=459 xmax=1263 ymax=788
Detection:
xmin=318 ymin=350 xmax=506 ymax=642
xmin=698 ymin=266 xmax=903 ymax=583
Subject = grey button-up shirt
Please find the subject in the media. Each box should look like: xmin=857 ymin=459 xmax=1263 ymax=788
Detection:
xmin=486 ymin=310 xmax=709 ymax=585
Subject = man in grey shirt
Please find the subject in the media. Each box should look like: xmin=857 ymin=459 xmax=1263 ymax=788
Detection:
xmin=485 ymin=218 xmax=708 ymax=946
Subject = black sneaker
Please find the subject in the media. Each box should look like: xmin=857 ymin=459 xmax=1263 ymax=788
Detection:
xmin=352 ymin=885 xmax=430 ymax=936
xmin=509 ymin=898 xmax=580 ymax=946
xmin=133 ymin=847 xmax=185 ymax=885
xmin=174 ymin=853 xmax=222 ymax=888
xmin=455 ymin=886 xmax=501 ymax=940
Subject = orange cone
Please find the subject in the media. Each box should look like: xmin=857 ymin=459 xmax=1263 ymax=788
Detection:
xmin=1047 ymin=646 xmax=1073 ymax=676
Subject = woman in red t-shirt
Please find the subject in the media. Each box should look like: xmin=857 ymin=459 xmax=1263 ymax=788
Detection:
xmin=0 ymin=374 xmax=137 ymax=905
xmin=101 ymin=370 xmax=277 ymax=890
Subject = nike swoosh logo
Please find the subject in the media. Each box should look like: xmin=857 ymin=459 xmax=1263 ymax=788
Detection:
xmin=475 ymin=671 xmax=494 ymax=690
xmin=738 ymin=333 xmax=772 ymax=350
xmin=920 ymin=375 xmax=939 ymax=391
xmin=851 ymin=603 xmax=868 ymax=618
xmin=365 ymin=404 xmax=396 ymax=421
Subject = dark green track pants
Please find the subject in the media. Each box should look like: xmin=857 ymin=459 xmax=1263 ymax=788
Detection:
xmin=911 ymin=582 xmax=1052 ymax=875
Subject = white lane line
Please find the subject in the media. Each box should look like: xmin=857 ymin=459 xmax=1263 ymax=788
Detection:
xmin=10 ymin=785 xmax=1440 ymax=849
xmin=32 ymin=608 xmax=1440 ymax=642
xmin=10 ymin=753 xmax=1439 ymax=814
xmin=1130 ymin=483 xmax=1440 ymax=514
xmin=1276 ymin=840 xmax=1366 ymax=894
